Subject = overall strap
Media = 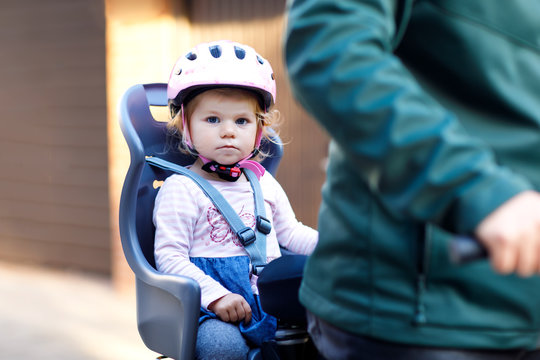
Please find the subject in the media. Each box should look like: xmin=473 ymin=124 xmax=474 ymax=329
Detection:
xmin=146 ymin=156 xmax=270 ymax=273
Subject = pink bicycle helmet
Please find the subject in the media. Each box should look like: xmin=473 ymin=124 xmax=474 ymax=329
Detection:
xmin=167 ymin=40 xmax=276 ymax=110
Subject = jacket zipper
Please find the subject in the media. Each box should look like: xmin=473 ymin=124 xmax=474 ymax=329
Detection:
xmin=413 ymin=223 xmax=430 ymax=325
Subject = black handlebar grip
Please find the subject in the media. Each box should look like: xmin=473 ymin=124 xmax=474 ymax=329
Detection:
xmin=449 ymin=236 xmax=488 ymax=264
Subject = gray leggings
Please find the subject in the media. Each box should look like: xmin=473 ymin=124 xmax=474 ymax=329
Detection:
xmin=196 ymin=319 xmax=251 ymax=360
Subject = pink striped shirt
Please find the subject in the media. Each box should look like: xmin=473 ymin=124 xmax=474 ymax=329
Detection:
xmin=153 ymin=171 xmax=318 ymax=310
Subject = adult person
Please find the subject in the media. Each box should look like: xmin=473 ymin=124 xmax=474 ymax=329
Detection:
xmin=284 ymin=0 xmax=540 ymax=359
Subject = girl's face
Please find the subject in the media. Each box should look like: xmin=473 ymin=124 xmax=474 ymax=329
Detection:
xmin=188 ymin=89 xmax=259 ymax=165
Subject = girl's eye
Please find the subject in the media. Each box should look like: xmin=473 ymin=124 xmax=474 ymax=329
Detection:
xmin=206 ymin=116 xmax=219 ymax=124
xmin=236 ymin=118 xmax=249 ymax=125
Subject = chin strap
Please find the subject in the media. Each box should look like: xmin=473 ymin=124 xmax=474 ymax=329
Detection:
xmin=201 ymin=161 xmax=242 ymax=182
xmin=238 ymin=159 xmax=265 ymax=179
xmin=201 ymin=158 xmax=265 ymax=182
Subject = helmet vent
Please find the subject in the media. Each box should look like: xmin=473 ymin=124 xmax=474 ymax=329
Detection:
xmin=186 ymin=52 xmax=197 ymax=61
xmin=209 ymin=45 xmax=222 ymax=58
xmin=234 ymin=46 xmax=246 ymax=59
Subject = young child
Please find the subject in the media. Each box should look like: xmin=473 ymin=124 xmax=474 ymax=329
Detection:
xmin=153 ymin=40 xmax=318 ymax=360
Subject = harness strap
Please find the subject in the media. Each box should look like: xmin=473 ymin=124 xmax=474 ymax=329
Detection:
xmin=146 ymin=156 xmax=269 ymax=273
xmin=244 ymin=167 xmax=271 ymax=274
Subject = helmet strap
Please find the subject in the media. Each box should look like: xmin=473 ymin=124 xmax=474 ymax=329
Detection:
xmin=201 ymin=161 xmax=242 ymax=182
xmin=181 ymin=104 xmax=195 ymax=151
xmin=199 ymin=147 xmax=264 ymax=182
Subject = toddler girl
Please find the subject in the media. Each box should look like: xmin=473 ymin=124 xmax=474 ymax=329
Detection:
xmin=153 ymin=40 xmax=318 ymax=360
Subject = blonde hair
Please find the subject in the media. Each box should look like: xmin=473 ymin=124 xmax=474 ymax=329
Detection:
xmin=167 ymin=87 xmax=281 ymax=160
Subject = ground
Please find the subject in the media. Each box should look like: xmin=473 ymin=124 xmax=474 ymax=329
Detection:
xmin=0 ymin=261 xmax=159 ymax=359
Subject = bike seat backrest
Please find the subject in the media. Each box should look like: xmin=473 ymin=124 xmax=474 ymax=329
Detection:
xmin=121 ymin=83 xmax=283 ymax=269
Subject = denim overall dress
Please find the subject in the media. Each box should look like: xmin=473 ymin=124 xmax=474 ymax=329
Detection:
xmin=191 ymin=255 xmax=277 ymax=347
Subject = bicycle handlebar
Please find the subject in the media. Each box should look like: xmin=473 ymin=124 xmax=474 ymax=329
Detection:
xmin=449 ymin=236 xmax=488 ymax=264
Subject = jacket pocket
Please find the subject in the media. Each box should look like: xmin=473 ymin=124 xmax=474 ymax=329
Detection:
xmin=417 ymin=224 xmax=540 ymax=331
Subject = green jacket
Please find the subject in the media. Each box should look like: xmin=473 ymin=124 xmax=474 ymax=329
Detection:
xmin=285 ymin=0 xmax=540 ymax=350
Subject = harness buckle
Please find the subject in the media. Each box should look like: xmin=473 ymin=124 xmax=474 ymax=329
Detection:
xmin=238 ymin=227 xmax=256 ymax=246
xmin=256 ymin=216 xmax=272 ymax=235
xmin=252 ymin=264 xmax=266 ymax=276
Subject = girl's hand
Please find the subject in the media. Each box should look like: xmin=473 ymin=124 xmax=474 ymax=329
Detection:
xmin=475 ymin=191 xmax=540 ymax=277
xmin=208 ymin=294 xmax=252 ymax=324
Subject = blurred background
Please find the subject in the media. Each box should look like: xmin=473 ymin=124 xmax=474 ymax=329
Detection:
xmin=0 ymin=0 xmax=328 ymax=358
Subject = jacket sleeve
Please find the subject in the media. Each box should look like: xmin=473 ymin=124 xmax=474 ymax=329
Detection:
xmin=284 ymin=0 xmax=533 ymax=234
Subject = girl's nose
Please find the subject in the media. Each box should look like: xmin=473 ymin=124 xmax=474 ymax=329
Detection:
xmin=220 ymin=120 xmax=236 ymax=137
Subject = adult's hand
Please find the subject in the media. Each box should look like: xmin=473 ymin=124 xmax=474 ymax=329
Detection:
xmin=475 ymin=191 xmax=540 ymax=276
